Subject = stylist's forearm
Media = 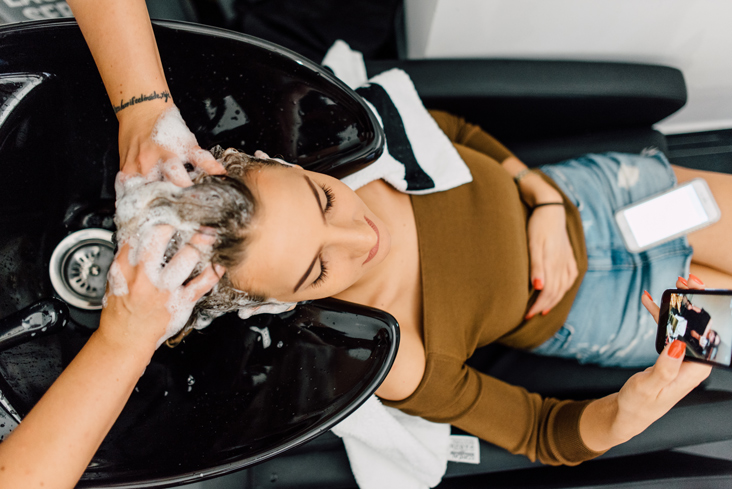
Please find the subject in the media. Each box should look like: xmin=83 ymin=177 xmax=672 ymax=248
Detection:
xmin=0 ymin=330 xmax=153 ymax=489
xmin=67 ymin=0 xmax=173 ymax=119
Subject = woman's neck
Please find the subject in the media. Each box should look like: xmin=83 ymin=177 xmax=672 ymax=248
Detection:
xmin=334 ymin=179 xmax=421 ymax=312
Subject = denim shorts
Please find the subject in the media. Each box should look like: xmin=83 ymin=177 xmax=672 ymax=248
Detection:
xmin=532 ymin=152 xmax=693 ymax=368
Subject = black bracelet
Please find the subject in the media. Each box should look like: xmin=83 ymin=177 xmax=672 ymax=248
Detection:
xmin=532 ymin=202 xmax=564 ymax=208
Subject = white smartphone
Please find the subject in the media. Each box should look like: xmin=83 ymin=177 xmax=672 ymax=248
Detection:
xmin=615 ymin=178 xmax=721 ymax=253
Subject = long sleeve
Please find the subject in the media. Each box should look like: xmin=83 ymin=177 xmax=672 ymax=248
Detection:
xmin=389 ymin=109 xmax=594 ymax=465
xmin=428 ymin=110 xmax=515 ymax=164
xmin=383 ymin=354 xmax=605 ymax=465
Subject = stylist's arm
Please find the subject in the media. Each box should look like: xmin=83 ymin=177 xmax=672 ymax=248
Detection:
xmin=67 ymin=0 xmax=224 ymax=185
xmin=0 ymin=228 xmax=222 ymax=489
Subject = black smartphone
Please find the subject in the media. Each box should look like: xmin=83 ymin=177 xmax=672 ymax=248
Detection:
xmin=657 ymin=289 xmax=732 ymax=368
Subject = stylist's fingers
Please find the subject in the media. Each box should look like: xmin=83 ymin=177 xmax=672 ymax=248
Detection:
xmin=182 ymin=264 xmax=224 ymax=302
xmin=161 ymin=157 xmax=193 ymax=187
xmin=190 ymin=147 xmax=225 ymax=175
xmin=138 ymin=225 xmax=176 ymax=271
xmin=161 ymin=234 xmax=216 ymax=286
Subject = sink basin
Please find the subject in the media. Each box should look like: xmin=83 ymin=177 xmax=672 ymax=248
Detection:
xmin=0 ymin=18 xmax=394 ymax=487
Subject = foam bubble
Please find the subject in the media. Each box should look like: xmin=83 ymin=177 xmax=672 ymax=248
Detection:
xmin=113 ymin=142 xmax=297 ymax=348
xmin=152 ymin=106 xmax=198 ymax=157
xmin=106 ymin=260 xmax=129 ymax=297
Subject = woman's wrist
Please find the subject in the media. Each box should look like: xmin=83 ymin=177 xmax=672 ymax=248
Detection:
xmin=518 ymin=172 xmax=563 ymax=208
xmin=579 ymin=394 xmax=634 ymax=452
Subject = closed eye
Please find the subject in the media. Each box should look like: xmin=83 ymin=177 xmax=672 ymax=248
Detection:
xmin=320 ymin=184 xmax=335 ymax=213
xmin=312 ymin=255 xmax=328 ymax=287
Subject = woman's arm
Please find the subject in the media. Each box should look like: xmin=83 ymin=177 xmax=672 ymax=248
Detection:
xmin=579 ymin=277 xmax=712 ymax=452
xmin=426 ymin=110 xmax=578 ymax=318
xmin=67 ymin=0 xmax=224 ymax=185
xmin=0 ymin=230 xmax=221 ymax=489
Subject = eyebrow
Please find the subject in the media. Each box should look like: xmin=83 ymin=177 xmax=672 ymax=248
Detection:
xmin=305 ymin=175 xmax=326 ymax=223
xmin=293 ymin=176 xmax=325 ymax=292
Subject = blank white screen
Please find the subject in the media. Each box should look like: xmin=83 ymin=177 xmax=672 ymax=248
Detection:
xmin=624 ymin=185 xmax=708 ymax=248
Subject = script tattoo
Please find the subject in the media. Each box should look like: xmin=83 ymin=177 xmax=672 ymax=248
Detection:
xmin=113 ymin=91 xmax=171 ymax=114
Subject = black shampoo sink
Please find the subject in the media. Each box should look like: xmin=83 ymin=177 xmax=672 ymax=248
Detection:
xmin=0 ymin=19 xmax=393 ymax=487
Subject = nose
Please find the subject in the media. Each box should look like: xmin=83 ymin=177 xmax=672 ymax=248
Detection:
xmin=329 ymin=217 xmax=377 ymax=259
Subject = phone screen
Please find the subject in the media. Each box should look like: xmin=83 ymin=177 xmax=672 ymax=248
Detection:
xmin=660 ymin=291 xmax=732 ymax=367
xmin=624 ymin=185 xmax=708 ymax=249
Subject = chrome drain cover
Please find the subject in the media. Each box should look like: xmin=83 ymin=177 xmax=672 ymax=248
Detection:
xmin=49 ymin=229 xmax=114 ymax=310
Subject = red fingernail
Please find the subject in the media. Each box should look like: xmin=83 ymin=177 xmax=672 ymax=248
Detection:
xmin=525 ymin=313 xmax=535 ymax=320
xmin=669 ymin=339 xmax=686 ymax=359
xmin=643 ymin=290 xmax=653 ymax=302
xmin=542 ymin=309 xmax=550 ymax=316
xmin=533 ymin=278 xmax=543 ymax=290
xmin=689 ymin=274 xmax=705 ymax=286
xmin=678 ymin=276 xmax=688 ymax=287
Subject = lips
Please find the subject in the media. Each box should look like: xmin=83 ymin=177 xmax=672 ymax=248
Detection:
xmin=363 ymin=216 xmax=380 ymax=265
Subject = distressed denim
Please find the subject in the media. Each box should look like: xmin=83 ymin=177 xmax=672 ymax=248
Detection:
xmin=533 ymin=152 xmax=693 ymax=368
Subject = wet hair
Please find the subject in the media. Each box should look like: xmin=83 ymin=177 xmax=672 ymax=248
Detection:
xmin=125 ymin=146 xmax=287 ymax=347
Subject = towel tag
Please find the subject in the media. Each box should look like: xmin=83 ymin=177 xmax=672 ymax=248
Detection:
xmin=447 ymin=435 xmax=480 ymax=464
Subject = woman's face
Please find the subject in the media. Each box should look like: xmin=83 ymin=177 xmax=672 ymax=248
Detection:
xmin=227 ymin=164 xmax=391 ymax=302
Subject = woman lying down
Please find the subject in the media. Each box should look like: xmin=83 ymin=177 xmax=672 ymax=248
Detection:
xmin=3 ymin=106 xmax=728 ymax=486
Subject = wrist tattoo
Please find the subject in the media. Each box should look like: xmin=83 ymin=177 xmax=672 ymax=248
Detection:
xmin=113 ymin=91 xmax=171 ymax=114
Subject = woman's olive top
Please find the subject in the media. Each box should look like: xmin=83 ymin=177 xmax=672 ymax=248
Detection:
xmin=382 ymin=111 xmax=604 ymax=465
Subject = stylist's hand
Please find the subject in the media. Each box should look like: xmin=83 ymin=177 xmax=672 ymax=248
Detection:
xmin=100 ymin=226 xmax=224 ymax=354
xmin=117 ymin=103 xmax=225 ymax=187
xmin=610 ymin=276 xmax=711 ymax=444
xmin=525 ymin=204 xmax=578 ymax=319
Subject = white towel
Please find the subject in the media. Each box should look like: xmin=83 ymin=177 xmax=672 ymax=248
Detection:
xmin=323 ymin=41 xmax=463 ymax=489
xmin=323 ymin=42 xmax=472 ymax=195
xmin=332 ymin=397 xmax=451 ymax=489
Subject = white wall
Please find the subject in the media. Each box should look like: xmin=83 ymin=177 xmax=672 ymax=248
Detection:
xmin=404 ymin=0 xmax=732 ymax=134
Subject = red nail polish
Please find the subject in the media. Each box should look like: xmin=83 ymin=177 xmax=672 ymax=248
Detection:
xmin=533 ymin=278 xmax=543 ymax=290
xmin=669 ymin=339 xmax=686 ymax=359
xmin=525 ymin=313 xmax=535 ymax=320
xmin=678 ymin=276 xmax=688 ymax=287
xmin=643 ymin=290 xmax=653 ymax=302
xmin=542 ymin=309 xmax=550 ymax=316
xmin=689 ymin=274 xmax=705 ymax=286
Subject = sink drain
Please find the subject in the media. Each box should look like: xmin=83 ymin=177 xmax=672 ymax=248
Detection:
xmin=49 ymin=229 xmax=114 ymax=310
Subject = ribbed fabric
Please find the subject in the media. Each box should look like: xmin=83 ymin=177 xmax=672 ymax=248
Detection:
xmin=382 ymin=111 xmax=604 ymax=465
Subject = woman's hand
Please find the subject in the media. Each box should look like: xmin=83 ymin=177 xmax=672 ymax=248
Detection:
xmin=117 ymin=105 xmax=225 ymax=187
xmin=100 ymin=226 xmax=223 ymax=353
xmin=580 ymin=276 xmax=712 ymax=452
xmin=525 ymin=203 xmax=578 ymax=319
xmin=502 ymin=157 xmax=579 ymax=319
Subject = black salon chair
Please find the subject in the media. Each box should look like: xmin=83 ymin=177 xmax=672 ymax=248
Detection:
xmin=242 ymin=60 xmax=732 ymax=488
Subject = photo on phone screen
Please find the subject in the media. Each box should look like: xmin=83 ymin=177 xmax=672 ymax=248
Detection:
xmin=660 ymin=291 xmax=732 ymax=366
